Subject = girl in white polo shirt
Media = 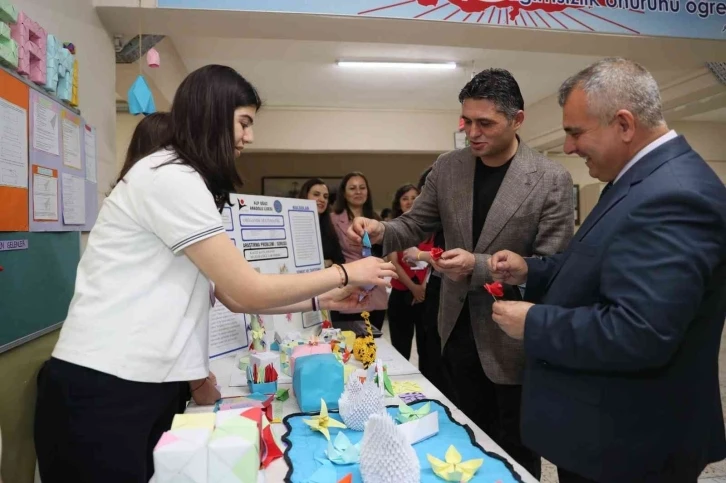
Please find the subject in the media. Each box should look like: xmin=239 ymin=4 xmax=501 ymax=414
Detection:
xmin=34 ymin=64 xmax=396 ymax=483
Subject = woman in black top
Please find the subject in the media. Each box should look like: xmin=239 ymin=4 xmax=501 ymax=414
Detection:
xmin=299 ymin=178 xmax=345 ymax=268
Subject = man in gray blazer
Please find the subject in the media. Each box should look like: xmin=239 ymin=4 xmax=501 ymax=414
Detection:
xmin=348 ymin=68 xmax=573 ymax=479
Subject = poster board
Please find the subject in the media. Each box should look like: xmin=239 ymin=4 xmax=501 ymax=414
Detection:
xmin=208 ymin=194 xmax=325 ymax=359
xmin=0 ymin=68 xmax=30 ymax=231
xmin=28 ymin=89 xmax=98 ymax=231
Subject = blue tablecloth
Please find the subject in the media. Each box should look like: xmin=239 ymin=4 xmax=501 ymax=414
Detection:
xmin=281 ymin=399 xmax=522 ymax=483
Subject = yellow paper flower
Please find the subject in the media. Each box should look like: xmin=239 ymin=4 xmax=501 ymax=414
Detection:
xmin=426 ymin=445 xmax=484 ymax=482
xmin=303 ymin=399 xmax=347 ymax=441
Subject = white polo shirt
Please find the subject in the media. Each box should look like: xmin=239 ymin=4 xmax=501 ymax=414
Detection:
xmin=53 ymin=149 xmax=224 ymax=383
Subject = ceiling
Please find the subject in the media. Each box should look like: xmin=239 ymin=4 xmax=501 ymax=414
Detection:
xmin=171 ymin=37 xmax=611 ymax=110
xmin=685 ymin=107 xmax=726 ymax=123
xmin=102 ymin=6 xmax=726 ymax=123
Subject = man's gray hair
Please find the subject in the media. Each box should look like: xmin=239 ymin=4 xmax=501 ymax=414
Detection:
xmin=558 ymin=58 xmax=665 ymax=129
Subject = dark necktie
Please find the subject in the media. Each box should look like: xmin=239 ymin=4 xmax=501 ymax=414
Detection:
xmin=599 ymin=182 xmax=613 ymax=200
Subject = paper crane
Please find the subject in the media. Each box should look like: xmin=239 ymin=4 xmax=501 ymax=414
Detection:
xmin=127 ymin=74 xmax=156 ymax=115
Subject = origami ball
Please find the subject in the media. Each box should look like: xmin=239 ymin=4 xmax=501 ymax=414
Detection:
xmin=127 ymin=75 xmax=156 ymax=116
xmin=146 ymin=47 xmax=160 ymax=68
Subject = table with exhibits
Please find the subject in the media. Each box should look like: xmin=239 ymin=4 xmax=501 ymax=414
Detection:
xmin=185 ymin=338 xmax=538 ymax=483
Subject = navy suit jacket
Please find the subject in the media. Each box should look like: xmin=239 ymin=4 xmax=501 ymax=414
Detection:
xmin=522 ymin=136 xmax=726 ymax=482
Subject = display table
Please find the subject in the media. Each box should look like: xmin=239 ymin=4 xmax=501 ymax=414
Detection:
xmin=186 ymin=338 xmax=538 ymax=483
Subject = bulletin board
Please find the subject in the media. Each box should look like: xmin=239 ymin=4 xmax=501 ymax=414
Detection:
xmin=0 ymin=231 xmax=80 ymax=354
xmin=0 ymin=68 xmax=30 ymax=231
xmin=28 ymin=88 xmax=98 ymax=232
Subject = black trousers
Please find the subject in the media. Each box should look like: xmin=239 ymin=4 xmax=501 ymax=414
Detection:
xmin=331 ymin=309 xmax=386 ymax=330
xmin=35 ymin=358 xmax=185 ymax=483
xmin=387 ymin=288 xmax=425 ymax=361
xmin=442 ymin=303 xmax=541 ymax=480
xmin=419 ymin=275 xmax=447 ymax=393
xmin=558 ymin=454 xmax=706 ymax=483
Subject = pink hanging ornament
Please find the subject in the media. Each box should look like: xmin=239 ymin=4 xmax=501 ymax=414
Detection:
xmin=146 ymin=47 xmax=159 ymax=68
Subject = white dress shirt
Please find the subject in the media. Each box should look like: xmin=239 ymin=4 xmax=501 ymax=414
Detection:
xmin=614 ymin=130 xmax=678 ymax=185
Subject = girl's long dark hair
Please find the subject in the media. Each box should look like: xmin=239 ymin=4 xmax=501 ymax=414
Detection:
xmin=391 ymin=183 xmax=419 ymax=219
xmin=116 ymin=65 xmax=262 ymax=211
xmin=332 ymin=171 xmax=380 ymax=221
xmin=110 ymin=112 xmax=171 ymax=193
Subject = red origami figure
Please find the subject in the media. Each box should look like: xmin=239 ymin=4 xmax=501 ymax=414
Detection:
xmin=430 ymin=247 xmax=444 ymax=261
xmin=484 ymin=282 xmax=504 ymax=300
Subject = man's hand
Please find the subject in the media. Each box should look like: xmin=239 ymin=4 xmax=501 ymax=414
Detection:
xmin=488 ymin=250 xmax=529 ymax=286
xmin=491 ymin=301 xmax=534 ymax=340
xmin=437 ymin=248 xmax=475 ymax=282
xmin=348 ymin=217 xmax=385 ymax=245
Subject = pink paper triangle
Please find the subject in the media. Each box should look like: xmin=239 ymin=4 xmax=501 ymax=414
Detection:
xmin=155 ymin=431 xmax=180 ymax=450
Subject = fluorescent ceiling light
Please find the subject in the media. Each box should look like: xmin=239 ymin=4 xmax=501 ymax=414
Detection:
xmin=336 ymin=60 xmax=457 ymax=70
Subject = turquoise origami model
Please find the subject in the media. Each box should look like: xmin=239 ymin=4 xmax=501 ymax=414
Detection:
xmin=128 ymin=74 xmax=156 ymax=115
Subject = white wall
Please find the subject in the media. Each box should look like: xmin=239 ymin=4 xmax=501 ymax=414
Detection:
xmin=248 ymin=108 xmax=460 ymax=153
xmin=16 ymin=0 xmax=116 ymax=207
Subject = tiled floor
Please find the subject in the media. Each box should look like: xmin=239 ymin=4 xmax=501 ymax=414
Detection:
xmin=382 ymin=320 xmax=726 ymax=482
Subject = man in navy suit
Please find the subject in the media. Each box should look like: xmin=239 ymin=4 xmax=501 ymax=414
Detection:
xmin=488 ymin=58 xmax=726 ymax=483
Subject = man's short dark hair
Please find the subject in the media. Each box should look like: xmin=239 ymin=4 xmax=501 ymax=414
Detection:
xmin=458 ymin=68 xmax=524 ymax=121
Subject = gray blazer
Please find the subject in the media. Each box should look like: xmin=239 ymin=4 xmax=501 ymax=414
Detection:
xmin=382 ymin=141 xmax=574 ymax=384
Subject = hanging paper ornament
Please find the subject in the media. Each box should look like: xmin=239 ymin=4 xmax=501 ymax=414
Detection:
xmin=127 ymin=74 xmax=156 ymax=115
xmin=146 ymin=46 xmax=159 ymax=68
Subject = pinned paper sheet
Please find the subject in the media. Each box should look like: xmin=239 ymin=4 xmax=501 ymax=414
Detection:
xmin=32 ymin=165 xmax=57 ymax=221
xmin=32 ymin=96 xmax=59 ymax=155
xmin=61 ymin=111 xmax=81 ymax=169
xmin=83 ymin=124 xmax=97 ymax=183
xmin=0 ymin=97 xmax=27 ymax=189
xmin=60 ymin=173 xmax=85 ymax=225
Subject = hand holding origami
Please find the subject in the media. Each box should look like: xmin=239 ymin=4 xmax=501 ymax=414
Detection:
xmin=303 ymin=399 xmax=347 ymax=441
xmin=491 ymin=300 xmax=533 ymax=340
xmin=427 ymin=445 xmax=484 ymax=482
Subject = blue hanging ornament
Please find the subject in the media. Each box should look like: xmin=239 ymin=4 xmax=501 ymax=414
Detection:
xmin=127 ymin=74 xmax=155 ymax=115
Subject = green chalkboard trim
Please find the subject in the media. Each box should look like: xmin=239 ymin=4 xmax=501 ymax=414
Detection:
xmin=0 ymin=322 xmax=62 ymax=355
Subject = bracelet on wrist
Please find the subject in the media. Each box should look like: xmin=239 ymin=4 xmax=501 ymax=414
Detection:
xmin=339 ymin=264 xmax=349 ymax=286
xmin=191 ymin=378 xmax=207 ymax=392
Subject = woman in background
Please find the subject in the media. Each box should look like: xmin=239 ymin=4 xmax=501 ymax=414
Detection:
xmin=330 ymin=172 xmax=388 ymax=330
xmin=299 ymin=178 xmax=344 ymax=268
xmin=387 ymin=184 xmax=432 ymax=361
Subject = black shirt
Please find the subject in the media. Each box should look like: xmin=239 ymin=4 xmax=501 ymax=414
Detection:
xmin=472 ymin=156 xmax=513 ymax=247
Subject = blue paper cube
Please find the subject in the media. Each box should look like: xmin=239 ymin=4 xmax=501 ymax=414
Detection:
xmin=293 ymin=353 xmax=344 ymax=413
